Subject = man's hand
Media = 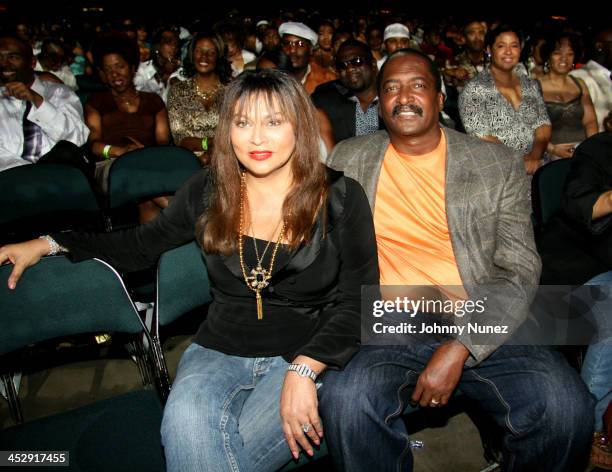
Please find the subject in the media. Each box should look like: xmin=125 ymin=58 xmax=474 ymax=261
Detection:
xmin=411 ymin=340 xmax=470 ymax=407
xmin=4 ymin=82 xmax=43 ymax=107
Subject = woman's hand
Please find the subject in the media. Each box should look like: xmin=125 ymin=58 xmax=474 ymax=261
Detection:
xmin=121 ymin=137 xmax=145 ymax=155
xmin=549 ymin=143 xmax=576 ymax=159
xmin=0 ymin=239 xmax=50 ymax=289
xmin=280 ymin=372 xmax=323 ymax=459
xmin=480 ymin=135 xmax=502 ymax=145
xmin=523 ymin=153 xmax=542 ymax=175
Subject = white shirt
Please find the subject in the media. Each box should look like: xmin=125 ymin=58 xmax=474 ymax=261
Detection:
xmin=571 ymin=60 xmax=612 ymax=132
xmin=230 ymin=50 xmax=257 ymax=77
xmin=0 ymin=77 xmax=89 ymax=172
xmin=34 ymin=60 xmax=78 ymax=91
xmin=134 ymin=60 xmax=187 ymax=103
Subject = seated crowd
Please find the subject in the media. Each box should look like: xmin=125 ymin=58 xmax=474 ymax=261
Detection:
xmin=1 ymin=8 xmax=611 ymax=472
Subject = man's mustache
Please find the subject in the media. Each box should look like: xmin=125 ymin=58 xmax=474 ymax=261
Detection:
xmin=392 ymin=104 xmax=423 ymax=117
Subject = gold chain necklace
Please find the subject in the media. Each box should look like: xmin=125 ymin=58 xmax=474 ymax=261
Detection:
xmin=194 ymin=78 xmax=221 ymax=102
xmin=238 ymin=173 xmax=287 ymax=320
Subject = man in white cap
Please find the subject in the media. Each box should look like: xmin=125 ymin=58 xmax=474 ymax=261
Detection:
xmin=279 ymin=21 xmax=336 ymax=94
xmin=377 ymin=23 xmax=411 ymax=69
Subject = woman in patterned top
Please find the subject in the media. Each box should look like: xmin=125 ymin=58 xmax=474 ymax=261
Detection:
xmin=167 ymin=31 xmax=232 ymax=165
xmin=459 ymin=25 xmax=551 ymax=174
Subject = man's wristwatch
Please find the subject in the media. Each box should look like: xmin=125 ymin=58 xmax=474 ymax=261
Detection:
xmin=287 ymin=363 xmax=318 ymax=381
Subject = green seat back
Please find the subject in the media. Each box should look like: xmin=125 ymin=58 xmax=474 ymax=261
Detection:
xmin=531 ymin=159 xmax=572 ymax=227
xmin=0 ymin=164 xmax=99 ymax=225
xmin=0 ymin=390 xmax=165 ymax=471
xmin=0 ymin=256 xmax=143 ymax=356
xmin=107 ymin=146 xmax=201 ymax=208
xmin=0 ymin=256 xmax=165 ymax=471
xmin=156 ymin=241 xmax=212 ymax=327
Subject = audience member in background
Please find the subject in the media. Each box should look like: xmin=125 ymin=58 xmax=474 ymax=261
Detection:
xmin=87 ymin=34 xmax=170 ymax=222
xmin=279 ymin=21 xmax=336 ymax=95
xmin=443 ymin=20 xmax=487 ymax=90
xmin=332 ymin=27 xmax=353 ymax=56
xmin=536 ymin=128 xmax=612 ymax=470
xmin=571 ymin=28 xmax=612 ymax=132
xmin=167 ymin=31 xmax=231 ymax=166
xmin=136 ymin=24 xmax=151 ymax=62
xmin=537 ymin=33 xmax=598 ymax=161
xmin=134 ymin=27 xmax=184 ymax=102
xmin=256 ymin=50 xmax=291 ymax=71
xmin=216 ymin=22 xmax=256 ymax=78
xmin=0 ymin=35 xmax=89 ymax=174
xmin=366 ymin=23 xmax=384 ymax=64
xmin=420 ymin=26 xmax=454 ymax=69
xmin=459 ymin=25 xmax=551 ymax=174
xmin=260 ymin=24 xmax=281 ymax=55
xmin=35 ymin=39 xmax=78 ymax=90
xmin=312 ymin=40 xmax=382 ymax=143
xmin=312 ymin=20 xmax=336 ymax=73
xmin=525 ymin=34 xmax=547 ymax=79
xmin=378 ymin=23 xmax=410 ymax=69
xmin=243 ymin=24 xmax=261 ymax=56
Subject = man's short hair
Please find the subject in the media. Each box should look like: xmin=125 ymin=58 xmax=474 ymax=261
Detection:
xmin=0 ymin=34 xmax=33 ymax=62
xmin=336 ymin=39 xmax=374 ymax=61
xmin=377 ymin=48 xmax=442 ymax=93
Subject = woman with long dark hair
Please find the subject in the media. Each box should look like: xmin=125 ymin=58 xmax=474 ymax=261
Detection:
xmin=0 ymin=69 xmax=378 ymax=472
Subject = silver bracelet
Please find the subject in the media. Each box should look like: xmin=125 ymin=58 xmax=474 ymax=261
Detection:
xmin=39 ymin=235 xmax=67 ymax=255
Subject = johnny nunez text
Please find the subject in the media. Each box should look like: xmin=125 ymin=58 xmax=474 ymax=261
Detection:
xmin=371 ymin=322 xmax=509 ymax=335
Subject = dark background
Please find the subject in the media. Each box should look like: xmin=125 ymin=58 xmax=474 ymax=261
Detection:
xmin=0 ymin=0 xmax=602 ymax=27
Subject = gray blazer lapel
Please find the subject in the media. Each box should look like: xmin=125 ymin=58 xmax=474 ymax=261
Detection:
xmin=443 ymin=128 xmax=475 ymax=287
xmin=327 ymin=130 xmax=389 ymax=212
xmin=357 ymin=132 xmax=389 ymax=212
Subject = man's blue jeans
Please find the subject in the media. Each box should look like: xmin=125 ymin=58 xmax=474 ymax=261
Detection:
xmin=582 ymin=271 xmax=612 ymax=432
xmin=319 ymin=343 xmax=594 ymax=471
xmin=161 ymin=343 xmax=294 ymax=472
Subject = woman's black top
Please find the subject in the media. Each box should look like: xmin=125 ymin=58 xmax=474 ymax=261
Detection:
xmin=53 ymin=168 xmax=379 ymax=369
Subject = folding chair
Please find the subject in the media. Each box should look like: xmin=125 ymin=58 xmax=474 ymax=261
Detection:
xmin=0 ymin=163 xmax=101 ymax=244
xmin=531 ymin=159 xmax=573 ymax=229
xmin=0 ymin=256 xmax=166 ymax=471
xmin=144 ymin=241 xmax=212 ymax=400
xmin=105 ymin=146 xmax=201 ymax=231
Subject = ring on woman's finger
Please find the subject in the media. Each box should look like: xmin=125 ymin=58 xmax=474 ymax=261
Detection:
xmin=301 ymin=423 xmax=312 ymax=433
xmin=430 ymin=399 xmax=440 ymax=406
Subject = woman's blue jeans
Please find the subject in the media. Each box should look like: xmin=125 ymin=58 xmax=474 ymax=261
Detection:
xmin=160 ymin=343 xmax=294 ymax=472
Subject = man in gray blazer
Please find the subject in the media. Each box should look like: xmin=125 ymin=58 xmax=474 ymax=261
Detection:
xmin=318 ymin=49 xmax=593 ymax=472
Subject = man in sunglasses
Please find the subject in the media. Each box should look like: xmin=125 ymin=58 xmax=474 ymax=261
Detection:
xmin=312 ymin=40 xmax=383 ymax=143
xmin=278 ymin=21 xmax=336 ymax=95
